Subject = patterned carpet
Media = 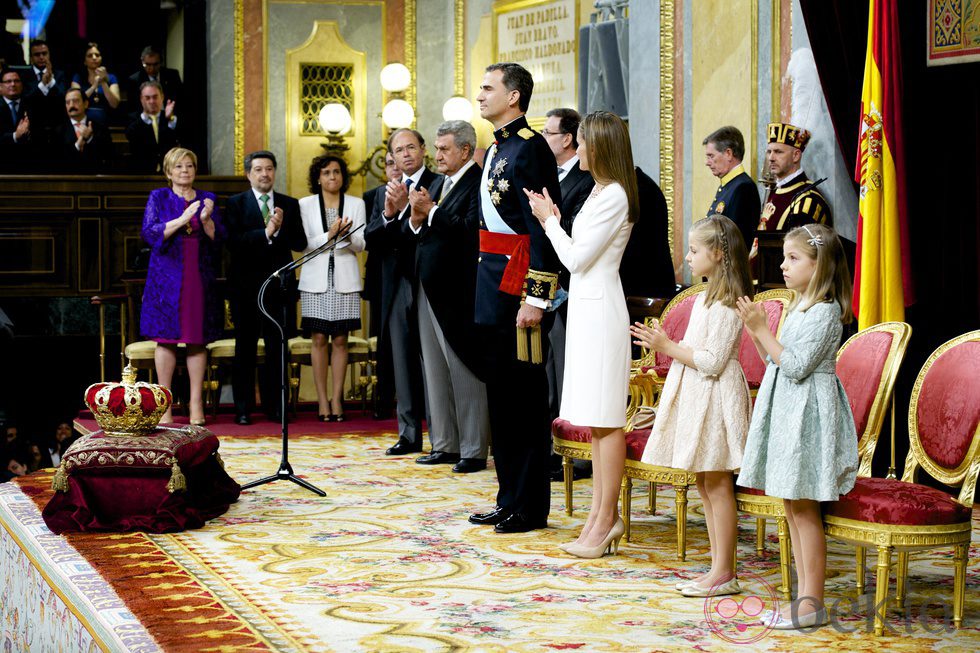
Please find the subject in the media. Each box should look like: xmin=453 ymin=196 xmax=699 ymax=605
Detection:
xmin=8 ymin=432 xmax=980 ymax=651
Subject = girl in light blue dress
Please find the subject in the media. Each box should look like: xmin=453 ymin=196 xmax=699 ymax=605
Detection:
xmin=735 ymin=224 xmax=858 ymax=631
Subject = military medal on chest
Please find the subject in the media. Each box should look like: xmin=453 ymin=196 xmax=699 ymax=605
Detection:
xmin=488 ymin=156 xmax=509 ymax=206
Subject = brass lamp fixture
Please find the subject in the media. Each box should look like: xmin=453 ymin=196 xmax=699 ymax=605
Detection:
xmin=319 ymin=62 xmax=419 ymax=182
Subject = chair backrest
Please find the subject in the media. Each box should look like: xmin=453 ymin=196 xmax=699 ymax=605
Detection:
xmin=903 ymin=330 xmax=980 ymax=506
xmin=836 ymin=321 xmax=912 ymax=476
xmin=738 ymin=289 xmax=794 ymax=389
xmin=651 ymin=283 xmax=707 ymax=376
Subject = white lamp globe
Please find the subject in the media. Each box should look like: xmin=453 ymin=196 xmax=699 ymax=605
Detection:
xmin=382 ymin=99 xmax=415 ymax=129
xmin=379 ymin=63 xmax=411 ymax=93
xmin=318 ymin=103 xmax=352 ymax=135
xmin=442 ymin=96 xmax=474 ymax=122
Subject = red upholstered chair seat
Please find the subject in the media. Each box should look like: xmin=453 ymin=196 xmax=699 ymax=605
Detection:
xmin=735 ymin=485 xmax=766 ymax=496
xmin=625 ymin=428 xmax=651 ymax=461
xmin=825 ymin=476 xmax=972 ymax=526
xmin=552 ymin=419 xmax=592 ymax=444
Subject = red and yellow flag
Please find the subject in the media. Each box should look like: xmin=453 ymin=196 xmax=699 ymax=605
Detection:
xmin=853 ymin=0 xmax=913 ymax=329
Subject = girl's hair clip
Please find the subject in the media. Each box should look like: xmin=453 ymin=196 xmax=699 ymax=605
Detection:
xmin=802 ymin=225 xmax=823 ymax=247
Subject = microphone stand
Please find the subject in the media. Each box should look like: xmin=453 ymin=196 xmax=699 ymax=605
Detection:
xmin=241 ymin=224 xmax=365 ymax=495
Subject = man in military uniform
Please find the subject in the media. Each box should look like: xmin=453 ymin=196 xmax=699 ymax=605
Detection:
xmin=467 ymin=62 xmax=562 ymax=534
xmin=757 ymin=121 xmax=832 ymax=236
xmin=703 ymin=125 xmax=760 ymax=249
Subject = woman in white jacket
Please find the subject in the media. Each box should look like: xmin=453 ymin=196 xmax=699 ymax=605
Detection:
xmin=298 ymin=155 xmax=366 ymax=421
xmin=524 ymin=111 xmax=639 ymax=558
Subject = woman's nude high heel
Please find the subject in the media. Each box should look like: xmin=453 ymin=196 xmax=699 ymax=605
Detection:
xmin=566 ymin=518 xmax=625 ymax=559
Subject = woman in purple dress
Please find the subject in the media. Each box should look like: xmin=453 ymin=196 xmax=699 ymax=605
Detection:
xmin=140 ymin=147 xmax=225 ymax=425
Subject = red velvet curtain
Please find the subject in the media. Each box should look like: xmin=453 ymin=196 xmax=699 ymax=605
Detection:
xmin=801 ymin=1 xmax=980 ymax=487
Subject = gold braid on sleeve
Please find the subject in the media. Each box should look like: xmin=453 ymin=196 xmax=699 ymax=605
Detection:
xmin=521 ymin=269 xmax=559 ymax=303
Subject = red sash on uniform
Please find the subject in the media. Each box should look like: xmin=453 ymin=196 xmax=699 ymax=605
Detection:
xmin=479 ymin=230 xmax=530 ymax=296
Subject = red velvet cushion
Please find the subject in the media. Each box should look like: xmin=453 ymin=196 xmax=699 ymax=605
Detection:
xmin=836 ymin=330 xmax=892 ymax=439
xmin=738 ymin=299 xmax=785 ymax=389
xmin=915 ymin=341 xmax=980 ymax=469
xmin=552 ymin=418 xmax=592 ymax=444
xmin=626 ymin=428 xmax=651 ymax=461
xmin=61 ymin=426 xmax=220 ymax=474
xmin=825 ymin=476 xmax=971 ymax=526
xmin=653 ymin=294 xmax=699 ymax=376
xmin=735 ymin=485 xmax=766 ymax=496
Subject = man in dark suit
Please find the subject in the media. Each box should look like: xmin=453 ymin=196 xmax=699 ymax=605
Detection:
xmin=621 ymin=167 xmax=675 ymax=299
xmin=404 ymin=120 xmax=490 ymax=474
xmin=363 ymin=128 xmax=434 ymax=455
xmin=125 ymin=81 xmax=179 ymax=173
xmin=126 ymin=46 xmax=183 ymax=114
xmin=54 ymin=88 xmax=114 ymax=173
xmin=541 ymin=107 xmax=594 ymax=432
xmin=703 ymin=125 xmax=761 ymax=250
xmin=0 ymin=68 xmax=38 ymax=172
xmin=363 ymin=151 xmax=401 ymax=419
xmin=223 ymin=151 xmax=307 ymax=424
xmin=22 ymin=40 xmax=68 ymax=99
xmin=469 ymin=63 xmax=562 ymax=533
xmin=21 ymin=40 xmax=68 ymax=161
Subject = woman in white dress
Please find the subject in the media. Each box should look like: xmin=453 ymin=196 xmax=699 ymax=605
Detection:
xmin=524 ymin=111 xmax=638 ymax=558
xmin=298 ymin=155 xmax=366 ymax=421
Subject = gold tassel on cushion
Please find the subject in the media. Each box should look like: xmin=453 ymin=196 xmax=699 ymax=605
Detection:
xmin=167 ymin=457 xmax=187 ymax=493
xmin=52 ymin=464 xmax=69 ymax=492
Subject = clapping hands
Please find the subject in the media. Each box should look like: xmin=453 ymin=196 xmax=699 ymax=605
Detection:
xmin=522 ymin=187 xmax=560 ymax=226
xmin=735 ymin=296 xmax=766 ymax=334
xmin=408 ymin=186 xmax=433 ymax=228
xmin=630 ymin=319 xmax=669 ymax=352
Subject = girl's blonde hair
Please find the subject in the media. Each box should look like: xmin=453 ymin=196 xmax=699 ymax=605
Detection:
xmin=690 ymin=214 xmax=754 ymax=307
xmin=579 ymin=111 xmax=640 ymax=223
xmin=784 ymin=224 xmax=853 ymax=324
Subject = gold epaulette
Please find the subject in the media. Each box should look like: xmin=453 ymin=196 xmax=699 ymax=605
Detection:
xmin=518 ymin=127 xmax=534 ymax=140
xmin=522 ymin=269 xmax=559 ymax=302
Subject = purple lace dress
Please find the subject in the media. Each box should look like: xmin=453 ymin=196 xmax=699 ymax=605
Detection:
xmin=140 ymin=187 xmax=226 ymax=344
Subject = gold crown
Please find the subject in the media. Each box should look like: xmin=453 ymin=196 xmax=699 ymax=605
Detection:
xmin=767 ymin=122 xmax=811 ymax=151
xmin=84 ymin=365 xmax=172 ymax=436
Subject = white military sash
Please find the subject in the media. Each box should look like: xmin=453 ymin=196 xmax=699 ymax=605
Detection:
xmin=480 ymin=144 xmax=516 ymax=236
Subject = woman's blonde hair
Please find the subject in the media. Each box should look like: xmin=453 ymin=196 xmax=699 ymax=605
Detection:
xmin=163 ymin=147 xmax=197 ymax=179
xmin=784 ymin=224 xmax=853 ymax=324
xmin=579 ymin=111 xmax=639 ymax=223
xmin=690 ymin=213 xmax=754 ymax=307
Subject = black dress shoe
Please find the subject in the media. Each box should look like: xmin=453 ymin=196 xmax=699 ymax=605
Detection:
xmin=235 ymin=414 xmax=251 ymax=426
xmin=385 ymin=438 xmax=423 ymax=455
xmin=452 ymin=458 xmax=487 ymax=473
xmin=416 ymin=451 xmax=460 ymax=465
xmin=468 ymin=506 xmax=511 ymax=525
xmin=494 ymin=512 xmax=548 ymax=533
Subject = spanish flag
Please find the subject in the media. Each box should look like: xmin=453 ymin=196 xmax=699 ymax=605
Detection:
xmin=853 ymin=0 xmax=913 ymax=329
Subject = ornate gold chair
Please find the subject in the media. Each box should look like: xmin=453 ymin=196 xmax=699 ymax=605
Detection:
xmin=619 ymin=288 xmax=791 ymax=560
xmin=823 ymin=329 xmax=980 ymax=635
xmin=735 ymin=320 xmax=912 ymax=601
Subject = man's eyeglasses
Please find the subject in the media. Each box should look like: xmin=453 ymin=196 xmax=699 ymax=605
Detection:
xmin=541 ymin=129 xmax=563 ymax=137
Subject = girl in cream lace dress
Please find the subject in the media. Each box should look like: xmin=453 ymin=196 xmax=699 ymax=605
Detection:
xmin=630 ymin=214 xmax=753 ymax=598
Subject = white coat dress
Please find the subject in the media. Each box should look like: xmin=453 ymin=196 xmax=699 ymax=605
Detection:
xmin=543 ymin=182 xmax=633 ymax=428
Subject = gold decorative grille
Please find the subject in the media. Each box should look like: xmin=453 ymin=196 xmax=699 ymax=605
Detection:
xmin=300 ymin=64 xmax=354 ymax=135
